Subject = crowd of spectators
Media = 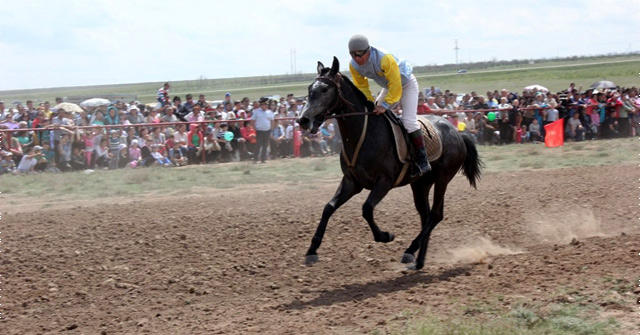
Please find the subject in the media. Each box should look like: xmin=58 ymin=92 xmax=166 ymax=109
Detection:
xmin=1 ymin=81 xmax=638 ymax=175
xmin=0 ymin=84 xmax=340 ymax=175
xmin=417 ymin=83 xmax=640 ymax=145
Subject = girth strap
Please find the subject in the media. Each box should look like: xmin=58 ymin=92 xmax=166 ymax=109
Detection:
xmin=341 ymin=108 xmax=368 ymax=169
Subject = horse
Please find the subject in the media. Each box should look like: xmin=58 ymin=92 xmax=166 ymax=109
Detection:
xmin=297 ymin=57 xmax=483 ymax=270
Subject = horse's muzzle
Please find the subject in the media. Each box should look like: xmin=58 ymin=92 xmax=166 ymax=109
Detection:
xmin=297 ymin=117 xmax=310 ymax=130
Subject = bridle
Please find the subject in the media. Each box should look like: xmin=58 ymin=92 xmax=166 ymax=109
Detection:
xmin=313 ymin=74 xmax=376 ymax=119
xmin=311 ymin=73 xmax=374 ymax=170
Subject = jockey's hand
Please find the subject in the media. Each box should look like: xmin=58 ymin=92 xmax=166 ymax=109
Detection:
xmin=374 ymin=105 xmax=386 ymax=115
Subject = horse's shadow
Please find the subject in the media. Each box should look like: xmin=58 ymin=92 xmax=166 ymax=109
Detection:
xmin=279 ymin=265 xmax=472 ymax=310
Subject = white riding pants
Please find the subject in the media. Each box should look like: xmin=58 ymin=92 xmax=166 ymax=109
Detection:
xmin=376 ymin=74 xmax=420 ymax=132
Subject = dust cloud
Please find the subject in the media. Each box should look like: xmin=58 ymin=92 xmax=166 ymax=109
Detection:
xmin=526 ymin=206 xmax=613 ymax=244
xmin=437 ymin=237 xmax=522 ymax=264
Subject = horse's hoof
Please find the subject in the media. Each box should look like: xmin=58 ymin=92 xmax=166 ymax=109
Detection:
xmin=305 ymin=254 xmax=318 ymax=266
xmin=406 ymin=263 xmax=424 ymax=271
xmin=401 ymin=253 xmax=415 ymax=264
xmin=375 ymin=232 xmax=395 ymax=243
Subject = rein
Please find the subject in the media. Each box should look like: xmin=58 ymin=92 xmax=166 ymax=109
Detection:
xmin=315 ymin=74 xmax=368 ymax=118
xmin=314 ymin=74 xmax=372 ymax=168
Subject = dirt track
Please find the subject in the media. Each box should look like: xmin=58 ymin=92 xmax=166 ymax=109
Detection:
xmin=1 ymin=164 xmax=639 ymax=334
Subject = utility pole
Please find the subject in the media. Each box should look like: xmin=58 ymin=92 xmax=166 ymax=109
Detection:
xmin=454 ymin=39 xmax=459 ymax=67
xmin=293 ymin=48 xmax=297 ymax=74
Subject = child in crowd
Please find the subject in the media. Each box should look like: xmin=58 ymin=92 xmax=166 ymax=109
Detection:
xmin=108 ymin=129 xmax=122 ymax=169
xmin=169 ymin=141 xmax=188 ymax=166
xmin=150 ymin=144 xmax=172 ymax=166
xmin=17 ymin=145 xmax=45 ymax=173
xmin=71 ymin=146 xmax=86 ymax=170
xmin=117 ymin=143 xmax=129 ymax=168
xmin=515 ymin=124 xmax=527 ymax=144
xmin=94 ymin=138 xmax=110 ymax=169
xmin=40 ymin=142 xmax=58 ymax=172
xmin=528 ymin=119 xmax=542 ymax=142
xmin=82 ymin=129 xmax=96 ymax=167
xmin=128 ymin=139 xmax=142 ymax=168
xmin=0 ymin=151 xmax=16 ymax=174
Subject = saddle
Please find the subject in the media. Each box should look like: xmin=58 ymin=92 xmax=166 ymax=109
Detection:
xmin=383 ymin=112 xmax=443 ymax=165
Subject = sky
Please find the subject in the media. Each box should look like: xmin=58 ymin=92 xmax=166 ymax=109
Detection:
xmin=1 ymin=0 xmax=639 ymax=90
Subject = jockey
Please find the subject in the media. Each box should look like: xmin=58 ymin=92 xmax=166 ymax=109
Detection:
xmin=347 ymin=34 xmax=430 ymax=176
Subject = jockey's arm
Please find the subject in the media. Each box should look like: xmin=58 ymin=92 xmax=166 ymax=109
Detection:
xmin=349 ymin=63 xmax=375 ymax=102
xmin=379 ymin=54 xmax=402 ymax=110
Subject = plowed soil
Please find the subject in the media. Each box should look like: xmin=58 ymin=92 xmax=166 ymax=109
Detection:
xmin=1 ymin=164 xmax=638 ymax=334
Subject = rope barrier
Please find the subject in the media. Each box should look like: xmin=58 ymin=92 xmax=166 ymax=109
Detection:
xmin=0 ymin=117 xmax=300 ymax=133
xmin=0 ymin=103 xmax=588 ymax=134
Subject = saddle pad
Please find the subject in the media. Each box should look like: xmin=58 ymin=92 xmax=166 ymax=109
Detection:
xmin=385 ymin=114 xmax=443 ymax=163
xmin=385 ymin=114 xmax=409 ymax=164
xmin=417 ymin=116 xmax=443 ymax=162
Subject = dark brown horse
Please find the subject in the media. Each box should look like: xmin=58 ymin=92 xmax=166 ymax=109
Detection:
xmin=297 ymin=57 xmax=482 ymax=270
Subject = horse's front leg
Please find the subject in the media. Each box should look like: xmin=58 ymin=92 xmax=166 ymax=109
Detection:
xmin=305 ymin=176 xmax=362 ymax=265
xmin=362 ymin=179 xmax=395 ymax=243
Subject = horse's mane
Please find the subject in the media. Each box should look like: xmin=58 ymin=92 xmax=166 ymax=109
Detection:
xmin=318 ymin=67 xmax=375 ymax=111
xmin=339 ymin=73 xmax=375 ymax=111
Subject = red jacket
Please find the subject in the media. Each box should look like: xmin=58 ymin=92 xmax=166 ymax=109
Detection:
xmin=240 ymin=126 xmax=257 ymax=144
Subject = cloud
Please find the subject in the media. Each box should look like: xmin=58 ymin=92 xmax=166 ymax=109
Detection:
xmin=0 ymin=0 xmax=639 ymax=90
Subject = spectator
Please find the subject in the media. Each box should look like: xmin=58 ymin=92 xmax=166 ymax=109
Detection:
xmin=196 ymin=94 xmax=210 ymax=110
xmin=498 ymin=111 xmax=512 ymax=144
xmin=0 ymin=149 xmax=16 ymax=174
xmin=178 ymin=94 xmax=195 ymax=121
xmin=187 ymin=123 xmax=204 ymax=163
xmin=417 ymin=97 xmax=431 ymax=114
xmin=426 ymin=97 xmax=439 ymax=111
xmin=566 ymin=112 xmax=585 ymax=141
xmin=186 ymin=104 xmax=204 ymax=122
xmin=108 ymin=130 xmax=122 ymax=170
xmin=128 ymin=139 xmax=142 ymax=168
xmin=168 ymin=141 xmax=187 ymax=166
xmin=151 ymin=144 xmax=172 ymax=166
xmin=71 ymin=146 xmax=86 ymax=170
xmin=270 ymin=119 xmax=286 ymax=158
xmin=528 ymin=119 xmax=542 ymax=142
xmin=17 ymin=145 xmax=45 ymax=173
xmin=240 ymin=120 xmax=257 ymax=159
xmin=157 ymin=82 xmax=171 ymax=107
xmin=251 ymin=97 xmax=274 ymax=163
xmin=57 ymin=133 xmax=73 ymax=171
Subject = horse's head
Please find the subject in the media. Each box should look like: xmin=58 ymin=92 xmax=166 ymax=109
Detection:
xmin=297 ymin=56 xmax=341 ymax=134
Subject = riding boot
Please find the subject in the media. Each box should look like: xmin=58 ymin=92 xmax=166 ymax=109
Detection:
xmin=409 ymin=130 xmax=431 ymax=177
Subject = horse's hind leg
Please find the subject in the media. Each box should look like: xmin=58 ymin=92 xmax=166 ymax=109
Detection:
xmin=362 ymin=180 xmax=395 ymax=243
xmin=305 ymin=176 xmax=362 ymax=265
xmin=401 ymin=180 xmax=433 ymax=265
xmin=413 ymin=181 xmax=448 ymax=270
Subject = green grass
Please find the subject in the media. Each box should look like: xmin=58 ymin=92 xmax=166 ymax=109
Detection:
xmin=1 ymin=137 xmax=636 ymax=201
xmin=479 ymin=137 xmax=638 ymax=172
xmin=1 ymin=55 xmax=639 ymax=104
xmin=387 ymin=300 xmax=618 ymax=335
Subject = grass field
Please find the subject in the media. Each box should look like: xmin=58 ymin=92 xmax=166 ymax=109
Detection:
xmin=1 ymin=137 xmax=636 ymax=205
xmin=1 ymin=55 xmax=639 ymax=104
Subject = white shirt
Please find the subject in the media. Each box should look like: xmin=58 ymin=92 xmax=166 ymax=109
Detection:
xmin=285 ymin=124 xmax=294 ymax=139
xmin=17 ymin=155 xmax=37 ymax=173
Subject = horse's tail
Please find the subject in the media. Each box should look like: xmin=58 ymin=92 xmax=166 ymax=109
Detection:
xmin=460 ymin=133 xmax=483 ymax=189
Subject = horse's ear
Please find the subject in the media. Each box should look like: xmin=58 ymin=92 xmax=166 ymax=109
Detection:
xmin=317 ymin=61 xmax=325 ymax=75
xmin=329 ymin=56 xmax=340 ymax=76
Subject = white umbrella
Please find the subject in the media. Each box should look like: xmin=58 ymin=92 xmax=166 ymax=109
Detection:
xmin=524 ymin=85 xmax=549 ymax=92
xmin=589 ymin=80 xmax=616 ymax=90
xmin=80 ymin=98 xmax=111 ymax=108
xmin=53 ymin=102 xmax=84 ymax=114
